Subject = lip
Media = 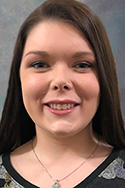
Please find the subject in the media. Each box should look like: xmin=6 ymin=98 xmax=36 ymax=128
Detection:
xmin=44 ymin=99 xmax=80 ymax=115
xmin=44 ymin=105 xmax=79 ymax=115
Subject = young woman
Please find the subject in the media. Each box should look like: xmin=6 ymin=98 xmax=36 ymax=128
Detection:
xmin=0 ymin=0 xmax=125 ymax=187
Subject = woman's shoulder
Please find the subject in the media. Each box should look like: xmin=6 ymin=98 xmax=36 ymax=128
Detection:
xmin=0 ymin=141 xmax=33 ymax=188
xmin=0 ymin=152 xmax=29 ymax=188
xmin=97 ymin=147 xmax=125 ymax=183
xmin=0 ymin=153 xmax=23 ymax=188
xmin=80 ymin=147 xmax=125 ymax=188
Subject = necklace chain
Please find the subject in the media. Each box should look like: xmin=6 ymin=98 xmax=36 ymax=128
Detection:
xmin=32 ymin=138 xmax=99 ymax=187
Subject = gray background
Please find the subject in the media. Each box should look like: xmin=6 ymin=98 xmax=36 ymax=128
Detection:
xmin=0 ymin=0 xmax=125 ymax=120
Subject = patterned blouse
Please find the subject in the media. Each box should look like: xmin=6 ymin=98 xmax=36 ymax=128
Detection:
xmin=0 ymin=148 xmax=125 ymax=188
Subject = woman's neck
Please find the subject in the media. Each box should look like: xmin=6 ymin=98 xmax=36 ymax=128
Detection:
xmin=33 ymin=124 xmax=98 ymax=164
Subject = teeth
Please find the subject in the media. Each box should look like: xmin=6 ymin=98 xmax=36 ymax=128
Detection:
xmin=49 ymin=103 xmax=76 ymax=110
xmin=62 ymin=104 xmax=67 ymax=110
xmin=57 ymin=104 xmax=61 ymax=110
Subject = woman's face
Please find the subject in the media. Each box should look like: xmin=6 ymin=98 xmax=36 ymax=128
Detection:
xmin=20 ymin=21 xmax=100 ymax=138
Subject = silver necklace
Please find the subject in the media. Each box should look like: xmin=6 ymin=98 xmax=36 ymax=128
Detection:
xmin=32 ymin=138 xmax=99 ymax=188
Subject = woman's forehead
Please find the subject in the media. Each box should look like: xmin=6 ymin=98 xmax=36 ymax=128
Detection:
xmin=23 ymin=20 xmax=94 ymax=58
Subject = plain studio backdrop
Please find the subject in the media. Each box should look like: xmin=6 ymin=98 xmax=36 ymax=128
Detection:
xmin=0 ymin=0 xmax=125 ymax=121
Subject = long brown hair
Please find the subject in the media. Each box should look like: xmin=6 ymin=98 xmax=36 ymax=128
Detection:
xmin=0 ymin=0 xmax=124 ymax=154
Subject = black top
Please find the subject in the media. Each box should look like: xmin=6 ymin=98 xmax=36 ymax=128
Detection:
xmin=0 ymin=148 xmax=125 ymax=188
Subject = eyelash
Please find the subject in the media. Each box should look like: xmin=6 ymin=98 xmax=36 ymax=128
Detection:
xmin=73 ymin=62 xmax=92 ymax=69
xmin=30 ymin=61 xmax=93 ymax=72
xmin=31 ymin=61 xmax=50 ymax=69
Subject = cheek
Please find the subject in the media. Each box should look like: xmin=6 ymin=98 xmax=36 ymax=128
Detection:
xmin=75 ymin=73 xmax=100 ymax=100
xmin=20 ymin=75 xmax=49 ymax=101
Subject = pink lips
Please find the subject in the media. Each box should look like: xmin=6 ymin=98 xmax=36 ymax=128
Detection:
xmin=44 ymin=100 xmax=79 ymax=115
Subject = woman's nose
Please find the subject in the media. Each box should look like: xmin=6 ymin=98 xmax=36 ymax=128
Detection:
xmin=50 ymin=66 xmax=73 ymax=91
xmin=52 ymin=80 xmax=73 ymax=91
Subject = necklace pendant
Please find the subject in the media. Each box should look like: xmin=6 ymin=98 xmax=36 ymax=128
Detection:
xmin=53 ymin=180 xmax=60 ymax=188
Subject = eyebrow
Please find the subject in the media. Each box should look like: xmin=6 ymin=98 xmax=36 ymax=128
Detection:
xmin=24 ymin=50 xmax=95 ymax=58
xmin=72 ymin=51 xmax=95 ymax=58
xmin=24 ymin=51 xmax=50 ymax=57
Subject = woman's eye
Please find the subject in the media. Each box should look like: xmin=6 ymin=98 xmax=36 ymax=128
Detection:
xmin=73 ymin=62 xmax=92 ymax=69
xmin=31 ymin=61 xmax=49 ymax=69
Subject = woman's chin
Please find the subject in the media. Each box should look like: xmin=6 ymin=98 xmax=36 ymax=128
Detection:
xmin=50 ymin=121 xmax=76 ymax=138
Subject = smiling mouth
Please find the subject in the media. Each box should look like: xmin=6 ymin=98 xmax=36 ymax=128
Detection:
xmin=45 ymin=103 xmax=79 ymax=110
